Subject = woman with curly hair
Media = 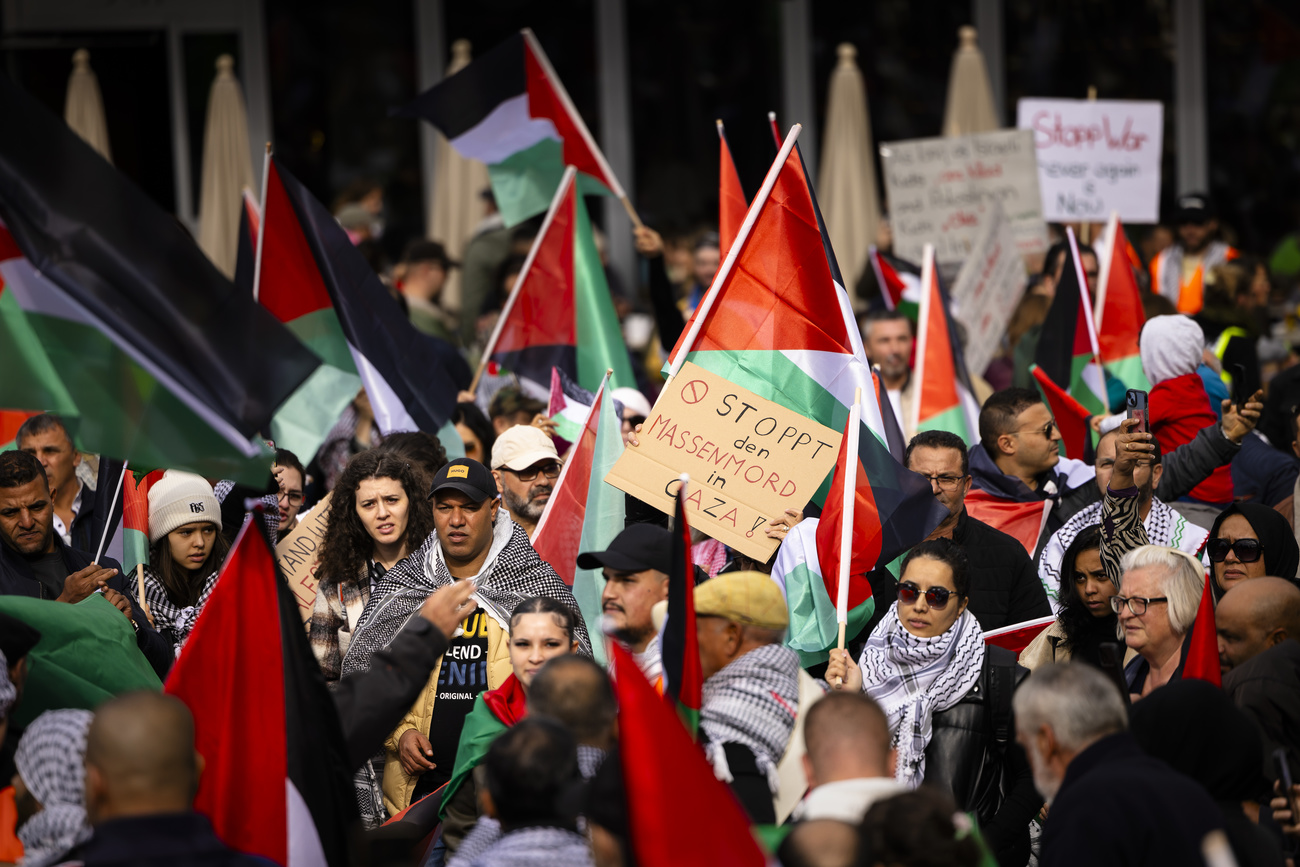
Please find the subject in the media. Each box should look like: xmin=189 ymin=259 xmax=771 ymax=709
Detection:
xmin=310 ymin=450 xmax=434 ymax=682
xmin=1019 ymin=526 xmax=1122 ymax=669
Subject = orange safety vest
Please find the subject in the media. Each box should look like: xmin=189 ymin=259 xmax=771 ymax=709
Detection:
xmin=1150 ymin=246 xmax=1239 ymax=315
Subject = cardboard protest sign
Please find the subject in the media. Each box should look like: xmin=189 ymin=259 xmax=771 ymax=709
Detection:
xmin=1016 ymin=98 xmax=1163 ymax=223
xmin=605 ymin=362 xmax=841 ymax=560
xmin=275 ymin=492 xmax=332 ymax=623
xmin=880 ymin=129 xmax=1048 ymax=266
xmin=950 ymin=202 xmax=1027 ymax=376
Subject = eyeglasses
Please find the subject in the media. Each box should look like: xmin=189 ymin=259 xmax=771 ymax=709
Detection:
xmin=506 ymin=462 xmax=561 ymax=482
xmin=278 ymin=490 xmax=304 ymax=506
xmin=1109 ymin=595 xmax=1168 ymax=616
xmin=1013 ymin=420 xmax=1057 ymax=439
xmin=921 ymin=474 xmax=968 ymax=491
xmin=897 ymin=581 xmax=955 ymax=610
xmin=1206 ymin=538 xmax=1263 ymax=563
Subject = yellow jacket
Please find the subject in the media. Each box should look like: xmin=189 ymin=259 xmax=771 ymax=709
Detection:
xmin=381 ymin=611 xmax=513 ymax=815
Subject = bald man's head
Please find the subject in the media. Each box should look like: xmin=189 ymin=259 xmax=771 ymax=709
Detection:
xmin=1217 ymin=577 xmax=1300 ymax=673
xmin=84 ymin=691 xmax=200 ymax=825
xmin=802 ymin=692 xmax=894 ymax=788
xmin=528 ymin=655 xmax=616 ymax=748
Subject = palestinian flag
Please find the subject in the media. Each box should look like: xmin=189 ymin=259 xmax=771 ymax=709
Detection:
xmin=868 ymin=245 xmax=920 ymax=318
xmin=532 ymin=371 xmax=625 ymax=664
xmin=873 ymin=369 xmax=906 ymax=462
xmin=438 ymin=674 xmax=526 ymax=821
xmin=962 ymin=488 xmax=1053 ymax=556
xmin=121 ymin=469 xmax=165 ymax=582
xmin=1094 ymin=213 xmax=1151 ymax=391
xmin=397 ymin=29 xmax=625 ymax=226
xmin=1184 ymin=571 xmax=1221 ymax=686
xmin=717 ymin=120 xmax=747 ymax=258
xmin=546 ymin=365 xmax=597 ymax=454
xmin=665 ymin=141 xmax=944 ymax=549
xmin=612 ymin=642 xmax=766 ymax=867
xmin=0 ymin=594 xmax=161 ymax=727
xmin=166 ymin=518 xmax=355 ymax=866
xmin=1034 ymin=228 xmax=1107 ymax=417
xmin=481 ymin=166 xmax=634 ymax=397
xmin=0 ymin=76 xmax=316 ymax=483
xmin=260 ymin=158 xmax=469 ymax=450
xmin=661 ymin=483 xmax=703 ymax=732
xmin=911 ymin=244 xmax=979 ymax=443
xmin=1029 ymin=363 xmax=1094 ymax=461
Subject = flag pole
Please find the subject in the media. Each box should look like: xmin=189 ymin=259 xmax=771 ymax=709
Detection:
xmin=835 ymin=389 xmax=862 ymax=682
xmin=666 ymin=124 xmax=803 ymax=382
xmin=1066 ymin=226 xmax=1104 ymax=370
xmin=1093 ymin=210 xmax=1120 ymax=331
xmin=469 ymin=166 xmax=578 ymax=395
xmin=909 ymin=245 xmax=936 ymax=438
xmin=251 ymin=143 xmax=271 ymax=302
xmin=93 ymin=460 xmax=128 ymax=565
xmin=767 ymin=111 xmax=781 ymax=148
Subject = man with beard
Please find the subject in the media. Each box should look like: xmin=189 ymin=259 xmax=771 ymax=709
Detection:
xmin=490 ymin=425 xmax=561 ymax=539
xmin=577 ymin=524 xmax=671 ymax=686
xmin=1150 ymin=193 xmax=1239 ymax=314
xmin=861 ymin=310 xmax=914 ymax=438
xmin=1013 ymin=663 xmax=1223 ymax=866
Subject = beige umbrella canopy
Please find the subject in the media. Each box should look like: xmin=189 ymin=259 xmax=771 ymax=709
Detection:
xmin=64 ymin=49 xmax=112 ymax=162
xmin=942 ymin=26 xmax=999 ymax=137
xmin=197 ymin=54 xmax=255 ymax=278
xmin=430 ymin=39 xmax=491 ymax=315
xmin=817 ymin=43 xmax=880 ymax=305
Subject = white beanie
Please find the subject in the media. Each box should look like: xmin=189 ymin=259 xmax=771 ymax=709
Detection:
xmin=1140 ymin=315 xmax=1205 ymax=386
xmin=148 ymin=470 xmax=222 ymax=543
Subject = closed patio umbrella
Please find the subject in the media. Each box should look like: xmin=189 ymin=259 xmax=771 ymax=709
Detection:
xmin=64 ymin=49 xmax=111 ymax=162
xmin=942 ymin=26 xmax=999 ymax=137
xmin=197 ymin=54 xmax=255 ymax=278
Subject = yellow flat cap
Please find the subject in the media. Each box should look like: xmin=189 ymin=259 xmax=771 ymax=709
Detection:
xmin=694 ymin=570 xmax=789 ymax=630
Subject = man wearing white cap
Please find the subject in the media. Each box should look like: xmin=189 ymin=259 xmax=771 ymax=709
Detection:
xmin=490 ymin=425 xmax=562 ymax=539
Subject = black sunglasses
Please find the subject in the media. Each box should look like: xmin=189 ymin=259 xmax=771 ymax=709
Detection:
xmin=897 ymin=581 xmax=954 ymax=610
xmin=1206 ymin=538 xmax=1263 ymax=563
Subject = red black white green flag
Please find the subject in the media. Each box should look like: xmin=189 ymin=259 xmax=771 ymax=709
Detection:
xmin=1034 ymin=228 xmax=1107 ymax=417
xmin=661 ymin=482 xmax=703 ymax=733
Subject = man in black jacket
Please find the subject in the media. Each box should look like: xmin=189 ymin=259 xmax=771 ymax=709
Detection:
xmin=0 ymin=451 xmax=171 ymax=678
xmin=1015 ymin=663 xmax=1224 ymax=866
xmin=903 ymin=430 xmax=1051 ymax=630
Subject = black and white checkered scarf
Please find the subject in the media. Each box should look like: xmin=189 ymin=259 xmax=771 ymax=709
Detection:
xmin=464 ymin=825 xmax=593 ymax=867
xmin=700 ymin=642 xmax=800 ymax=793
xmin=341 ymin=514 xmax=591 ymax=826
xmin=860 ymin=605 xmax=984 ymax=789
xmin=131 ymin=564 xmax=219 ymax=657
xmin=15 ymin=709 xmax=94 ymax=867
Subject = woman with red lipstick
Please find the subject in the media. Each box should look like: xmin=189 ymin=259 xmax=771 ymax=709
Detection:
xmin=310 ymin=451 xmax=434 ymax=683
xmin=826 ymin=539 xmax=1038 ymax=864
xmin=1020 ymin=526 xmax=1122 ymax=669
xmin=131 ymin=471 xmax=228 ymax=656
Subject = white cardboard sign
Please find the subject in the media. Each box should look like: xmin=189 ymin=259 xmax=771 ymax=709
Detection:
xmin=1016 ymin=98 xmax=1164 ymax=224
xmin=950 ymin=202 xmax=1027 ymax=377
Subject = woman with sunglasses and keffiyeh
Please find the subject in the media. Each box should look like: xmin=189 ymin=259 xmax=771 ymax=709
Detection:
xmin=826 ymin=539 xmax=1039 ymax=866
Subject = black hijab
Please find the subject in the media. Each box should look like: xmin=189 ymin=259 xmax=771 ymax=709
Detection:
xmin=1208 ymin=504 xmax=1300 ymax=599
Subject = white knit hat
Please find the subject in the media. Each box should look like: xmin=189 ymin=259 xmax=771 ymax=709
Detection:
xmin=1140 ymin=315 xmax=1205 ymax=386
xmin=148 ymin=470 xmax=222 ymax=543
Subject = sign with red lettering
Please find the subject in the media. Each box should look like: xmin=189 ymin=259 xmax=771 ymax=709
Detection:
xmin=880 ymin=129 xmax=1047 ymax=267
xmin=604 ymin=362 xmax=842 ymax=561
xmin=275 ymin=492 xmax=332 ymax=625
xmin=1016 ymin=98 xmax=1163 ymax=223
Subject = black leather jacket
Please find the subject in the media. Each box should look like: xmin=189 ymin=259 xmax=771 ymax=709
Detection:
xmin=924 ymin=645 xmax=1039 ymax=866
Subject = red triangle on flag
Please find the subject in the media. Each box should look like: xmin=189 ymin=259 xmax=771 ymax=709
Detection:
xmin=532 ymin=375 xmax=607 ymax=586
xmin=1096 ymin=217 xmax=1147 ymax=365
xmin=1030 ymin=364 xmax=1093 ymax=461
xmin=815 ymin=407 xmax=882 ymax=613
xmin=717 ymin=122 xmax=747 ymax=260
xmin=257 ymin=160 xmax=335 ymax=324
xmin=1183 ymin=571 xmax=1222 ymax=686
xmin=611 ymin=642 xmax=766 ymax=867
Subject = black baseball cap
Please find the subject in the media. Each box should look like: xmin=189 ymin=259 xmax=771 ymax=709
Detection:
xmin=428 ymin=458 xmax=498 ymax=503
xmin=1175 ymin=193 xmax=1215 ymax=225
xmin=577 ymin=523 xmax=672 ymax=574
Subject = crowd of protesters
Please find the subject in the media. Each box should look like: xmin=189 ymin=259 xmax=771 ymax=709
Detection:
xmin=4 ymin=178 xmax=1300 ymax=867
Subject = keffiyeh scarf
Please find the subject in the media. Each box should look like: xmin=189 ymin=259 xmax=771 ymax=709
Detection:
xmin=16 ymin=709 xmax=94 ymax=867
xmin=860 ymin=606 xmax=985 ymax=789
xmin=0 ymin=650 xmax=14 ymax=721
xmin=700 ymin=642 xmax=800 ymax=792
xmin=341 ymin=514 xmax=591 ymax=827
xmin=464 ymin=825 xmax=593 ymax=867
xmin=133 ymin=565 xmax=219 ymax=656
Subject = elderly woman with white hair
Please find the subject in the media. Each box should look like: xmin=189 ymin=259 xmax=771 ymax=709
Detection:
xmin=1113 ymin=545 xmax=1207 ymax=699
